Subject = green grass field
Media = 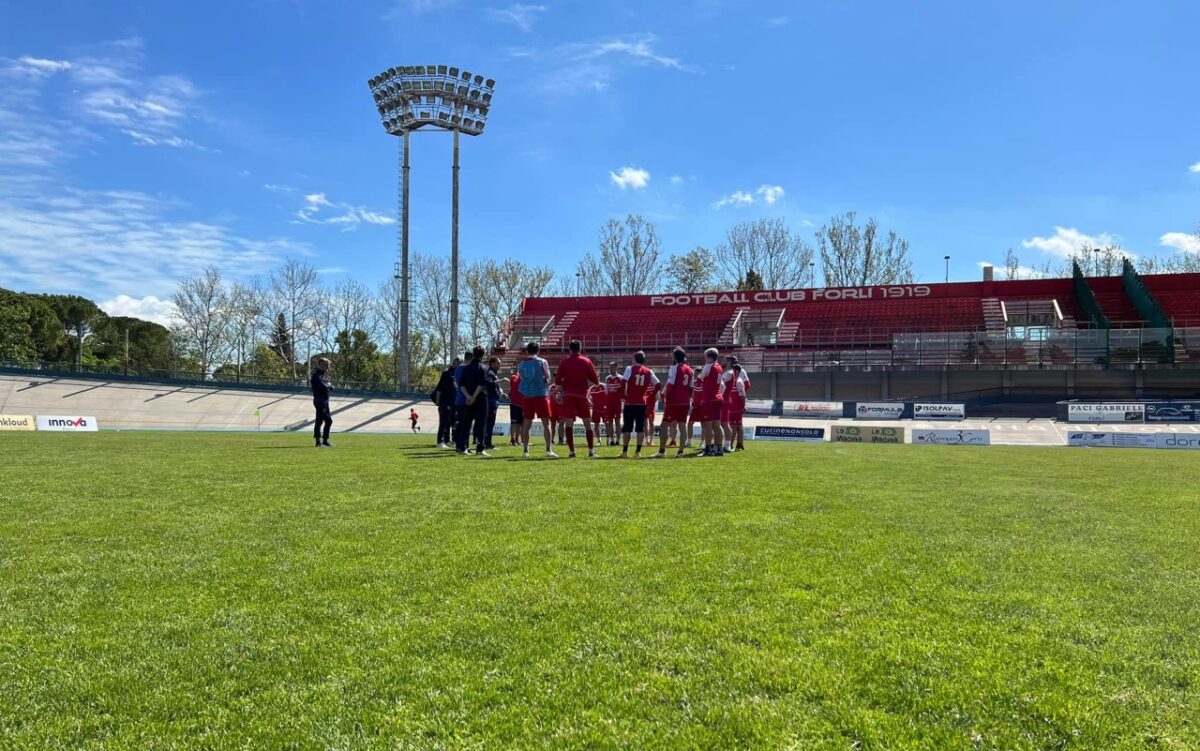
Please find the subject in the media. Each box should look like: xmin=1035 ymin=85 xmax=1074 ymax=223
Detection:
xmin=1 ymin=432 xmax=1198 ymax=750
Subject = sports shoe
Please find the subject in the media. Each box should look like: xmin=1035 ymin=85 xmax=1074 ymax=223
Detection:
xmin=674 ymin=450 xmax=685 ymax=459
xmin=477 ymin=450 xmax=491 ymax=458
xmin=568 ymin=451 xmax=576 ymax=459
xmin=524 ymin=450 xmax=530 ymax=458
xmin=322 ymin=441 xmax=334 ymax=448
xmin=546 ymin=451 xmax=559 ymax=459
xmin=588 ymin=450 xmax=598 ymax=458
xmin=651 ymin=452 xmax=665 ymax=459
xmin=314 ymin=441 xmax=323 ymax=448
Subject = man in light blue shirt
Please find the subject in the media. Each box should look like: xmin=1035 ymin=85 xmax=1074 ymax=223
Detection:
xmin=517 ymin=341 xmax=556 ymax=458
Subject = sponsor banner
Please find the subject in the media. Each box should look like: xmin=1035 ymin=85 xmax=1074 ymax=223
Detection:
xmin=1067 ymin=403 xmax=1145 ymax=423
xmin=1067 ymin=432 xmax=1156 ymax=448
xmin=913 ymin=429 xmax=990 ymax=446
xmin=914 ymin=403 xmax=965 ymax=421
xmin=1156 ymin=434 xmax=1200 ymax=450
xmin=754 ymin=426 xmax=824 ymax=442
xmin=1146 ymin=402 xmax=1199 ymax=423
xmin=648 ymin=285 xmax=933 ymax=307
xmin=744 ymin=399 xmax=774 ymax=415
xmin=832 ymin=425 xmax=905 ymax=444
xmin=36 ymin=415 xmax=99 ymax=432
xmin=854 ymin=402 xmax=905 ymax=420
xmin=781 ymin=401 xmax=843 ymax=419
xmin=0 ymin=415 xmax=36 ymax=431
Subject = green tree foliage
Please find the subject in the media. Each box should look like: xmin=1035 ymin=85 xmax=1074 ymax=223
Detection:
xmin=664 ymin=247 xmax=718 ymax=293
xmin=91 ymin=317 xmax=174 ymax=373
xmin=737 ymin=269 xmax=765 ymax=292
xmin=36 ymin=294 xmax=104 ymax=368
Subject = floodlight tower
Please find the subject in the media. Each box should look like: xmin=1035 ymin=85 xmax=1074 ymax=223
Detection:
xmin=367 ymin=65 xmax=496 ymax=388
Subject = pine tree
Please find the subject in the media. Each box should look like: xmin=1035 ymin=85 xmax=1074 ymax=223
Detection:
xmin=268 ymin=312 xmax=293 ymax=368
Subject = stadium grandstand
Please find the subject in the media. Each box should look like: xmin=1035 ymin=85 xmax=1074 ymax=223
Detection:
xmin=493 ymin=260 xmax=1200 ymax=403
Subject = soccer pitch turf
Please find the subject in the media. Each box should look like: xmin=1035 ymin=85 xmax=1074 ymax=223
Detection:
xmin=1 ymin=433 xmax=1198 ymax=750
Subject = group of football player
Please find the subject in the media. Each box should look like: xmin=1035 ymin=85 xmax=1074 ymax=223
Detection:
xmin=506 ymin=339 xmax=749 ymax=459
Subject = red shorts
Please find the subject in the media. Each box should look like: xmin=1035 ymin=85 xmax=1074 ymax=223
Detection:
xmin=723 ymin=402 xmax=745 ymax=424
xmin=663 ymin=403 xmax=690 ymax=423
xmin=524 ymin=396 xmax=552 ymax=421
xmin=606 ymin=398 xmax=622 ymax=419
xmin=561 ymin=393 xmax=591 ymax=422
xmin=698 ymin=399 xmax=724 ymax=422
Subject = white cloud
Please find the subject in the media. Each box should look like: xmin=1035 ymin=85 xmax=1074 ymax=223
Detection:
xmin=487 ymin=4 xmax=547 ymax=32
xmin=294 ymin=192 xmax=395 ymax=230
xmin=0 ymin=182 xmax=307 ymax=298
xmin=670 ymin=175 xmax=684 ymax=186
xmin=766 ymin=16 xmax=791 ymax=27
xmin=714 ymin=190 xmax=754 ymax=209
xmin=1189 ymin=162 xmax=1200 ymax=174
xmin=316 ymin=267 xmax=347 ymax=275
xmin=2 ymin=40 xmax=206 ymax=153
xmin=13 ymin=56 xmax=72 ymax=76
xmin=1021 ymin=226 xmax=1119 ymax=258
xmin=1161 ymin=232 xmax=1200 ymax=254
xmin=385 ymin=0 xmax=456 ymax=17
xmin=263 ymin=183 xmax=296 ymax=193
xmin=524 ymin=34 xmax=691 ymax=94
xmin=99 ymin=294 xmax=179 ymax=326
xmin=757 ymin=184 xmax=784 ymax=204
xmin=609 ymin=166 xmax=651 ymax=190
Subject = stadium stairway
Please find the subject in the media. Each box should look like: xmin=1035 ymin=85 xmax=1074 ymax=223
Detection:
xmin=0 ymin=374 xmax=437 ymax=433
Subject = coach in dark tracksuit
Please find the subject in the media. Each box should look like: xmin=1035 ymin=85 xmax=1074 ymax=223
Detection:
xmin=311 ymin=357 xmax=333 ymax=447
xmin=433 ymin=358 xmax=460 ymax=448
xmin=455 ymin=346 xmax=489 ymax=454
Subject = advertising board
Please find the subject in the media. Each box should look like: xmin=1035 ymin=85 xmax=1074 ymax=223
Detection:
xmin=35 ymin=416 xmax=99 ymax=432
xmin=912 ymin=429 xmax=990 ymax=445
xmin=754 ymin=426 xmax=824 ymax=442
xmin=781 ymin=401 xmax=843 ymax=419
xmin=0 ymin=415 xmax=36 ymax=431
xmin=1067 ymin=403 xmax=1145 ymax=423
xmin=913 ymin=403 xmax=965 ymax=421
xmin=1067 ymin=432 xmax=1156 ymax=448
xmin=854 ymin=402 xmax=905 ymax=420
xmin=1155 ymin=434 xmax=1200 ymax=450
xmin=744 ymin=399 xmax=774 ymax=415
xmin=1145 ymin=403 xmax=1199 ymax=423
xmin=832 ymin=425 xmax=904 ymax=444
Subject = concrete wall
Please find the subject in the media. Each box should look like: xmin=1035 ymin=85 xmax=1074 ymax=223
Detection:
xmin=0 ymin=374 xmax=438 ymax=433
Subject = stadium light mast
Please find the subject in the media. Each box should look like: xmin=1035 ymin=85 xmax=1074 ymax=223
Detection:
xmin=367 ymin=65 xmax=496 ymax=388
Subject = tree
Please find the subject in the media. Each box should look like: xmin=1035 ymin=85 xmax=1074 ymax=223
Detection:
xmin=267 ymin=258 xmax=323 ymax=378
xmin=1003 ymin=248 xmax=1022 ymax=280
xmin=1069 ymin=243 xmax=1126 ymax=277
xmin=91 ymin=317 xmax=173 ymax=373
xmin=0 ymin=296 xmax=37 ymax=361
xmin=333 ymin=328 xmax=382 ymax=383
xmin=38 ymin=294 xmax=105 ymax=369
xmin=574 ymin=215 xmax=664 ymax=296
xmin=664 ymin=247 xmax=717 ymax=293
xmin=320 ymin=277 xmax=375 ymax=355
xmin=715 ymin=218 xmax=813 ymax=290
xmin=815 ymin=212 xmax=914 ymax=287
xmin=737 ymin=269 xmax=765 ymax=291
xmin=463 ymin=258 xmax=555 ymax=349
xmin=412 ymin=253 xmax=456 ymax=366
xmin=171 ymin=265 xmax=231 ymax=377
xmin=267 ymin=312 xmax=294 ymax=371
xmin=226 ymin=281 xmax=265 ymax=379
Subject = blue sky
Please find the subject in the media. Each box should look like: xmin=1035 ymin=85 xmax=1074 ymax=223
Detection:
xmin=1 ymin=0 xmax=1198 ymax=324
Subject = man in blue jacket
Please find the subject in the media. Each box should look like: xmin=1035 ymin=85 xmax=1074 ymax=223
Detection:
xmin=310 ymin=357 xmax=333 ymax=447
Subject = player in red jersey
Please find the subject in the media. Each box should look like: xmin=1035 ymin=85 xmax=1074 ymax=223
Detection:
xmin=696 ymin=347 xmax=725 ymax=456
xmin=720 ymin=355 xmax=751 ymax=452
xmin=548 ymin=383 xmax=565 ymax=445
xmin=645 ymin=377 xmax=660 ymax=444
xmin=555 ymin=339 xmax=601 ymax=458
xmin=508 ymin=370 xmax=524 ymax=446
xmin=722 ymin=363 xmax=749 ymax=452
xmin=587 ymin=381 xmax=607 ymax=446
xmin=618 ymin=350 xmax=660 ymax=458
xmin=603 ymin=361 xmax=624 ymax=446
xmin=652 ymin=347 xmax=694 ymax=459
